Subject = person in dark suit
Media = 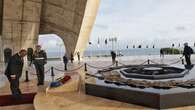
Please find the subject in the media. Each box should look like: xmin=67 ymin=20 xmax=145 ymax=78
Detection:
xmin=182 ymin=43 xmax=194 ymax=66
xmin=63 ymin=54 xmax=68 ymax=71
xmin=77 ymin=52 xmax=80 ymax=63
xmin=4 ymin=49 xmax=27 ymax=100
xmin=33 ymin=45 xmax=47 ymax=86
xmin=111 ymin=51 xmax=116 ymax=64
xmin=160 ymin=48 xmax=164 ymax=58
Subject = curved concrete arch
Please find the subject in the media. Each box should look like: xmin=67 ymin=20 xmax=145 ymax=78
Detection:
xmin=0 ymin=0 xmax=100 ymax=61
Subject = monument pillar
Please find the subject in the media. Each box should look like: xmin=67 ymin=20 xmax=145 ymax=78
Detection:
xmin=75 ymin=0 xmax=100 ymax=58
xmin=0 ymin=0 xmax=100 ymax=62
xmin=1 ymin=0 xmax=42 ymax=57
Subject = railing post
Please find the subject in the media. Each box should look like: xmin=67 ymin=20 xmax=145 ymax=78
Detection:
xmin=147 ymin=59 xmax=150 ymax=64
xmin=51 ymin=67 xmax=55 ymax=82
xmin=116 ymin=61 xmax=118 ymax=67
xmin=25 ymin=70 xmax=29 ymax=82
xmin=84 ymin=63 xmax=87 ymax=72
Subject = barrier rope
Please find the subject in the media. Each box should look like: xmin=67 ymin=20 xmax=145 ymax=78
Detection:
xmin=164 ymin=58 xmax=182 ymax=62
xmin=117 ymin=58 xmax=183 ymax=67
xmin=44 ymin=68 xmax=51 ymax=74
xmin=28 ymin=66 xmax=51 ymax=75
xmin=53 ymin=64 xmax=84 ymax=73
xmin=117 ymin=60 xmax=148 ymax=66
xmin=167 ymin=59 xmax=183 ymax=65
xmin=86 ymin=62 xmax=115 ymax=69
xmin=149 ymin=60 xmax=160 ymax=65
xmin=27 ymin=58 xmax=184 ymax=75
xmin=117 ymin=61 xmax=128 ymax=66
xmin=139 ymin=60 xmax=148 ymax=65
xmin=23 ymin=57 xmax=185 ymax=79
xmin=148 ymin=58 xmax=183 ymax=65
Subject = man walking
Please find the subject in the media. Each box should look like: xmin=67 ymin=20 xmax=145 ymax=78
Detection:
xmin=5 ymin=49 xmax=27 ymax=99
xmin=77 ymin=51 xmax=80 ymax=63
xmin=33 ymin=45 xmax=47 ymax=86
xmin=111 ymin=51 xmax=116 ymax=64
xmin=160 ymin=48 xmax=164 ymax=58
xmin=63 ymin=54 xmax=68 ymax=70
xmin=182 ymin=43 xmax=193 ymax=67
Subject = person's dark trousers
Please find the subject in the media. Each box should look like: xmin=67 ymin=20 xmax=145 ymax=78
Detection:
xmin=6 ymin=76 xmax=22 ymax=100
xmin=78 ymin=57 xmax=80 ymax=63
xmin=64 ymin=63 xmax=67 ymax=71
xmin=34 ymin=63 xmax=45 ymax=85
xmin=112 ymin=58 xmax=116 ymax=64
xmin=185 ymin=55 xmax=191 ymax=66
xmin=160 ymin=54 xmax=164 ymax=58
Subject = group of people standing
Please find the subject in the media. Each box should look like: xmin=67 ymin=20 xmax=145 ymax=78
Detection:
xmin=110 ymin=42 xmax=194 ymax=68
xmin=4 ymin=45 xmax=47 ymax=99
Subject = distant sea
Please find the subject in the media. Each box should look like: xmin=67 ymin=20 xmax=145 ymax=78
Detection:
xmin=47 ymin=47 xmax=195 ymax=58
xmin=84 ymin=48 xmax=166 ymax=57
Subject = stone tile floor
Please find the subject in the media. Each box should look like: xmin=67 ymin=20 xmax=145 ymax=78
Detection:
xmin=1 ymin=55 xmax=195 ymax=110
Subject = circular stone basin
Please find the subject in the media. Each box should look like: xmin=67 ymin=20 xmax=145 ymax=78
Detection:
xmin=86 ymin=64 xmax=195 ymax=109
xmin=143 ymin=67 xmax=163 ymax=75
xmin=120 ymin=65 xmax=188 ymax=80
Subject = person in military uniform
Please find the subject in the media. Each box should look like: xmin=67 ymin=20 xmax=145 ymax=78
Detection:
xmin=182 ymin=42 xmax=194 ymax=66
xmin=33 ymin=45 xmax=47 ymax=86
xmin=5 ymin=49 xmax=27 ymax=100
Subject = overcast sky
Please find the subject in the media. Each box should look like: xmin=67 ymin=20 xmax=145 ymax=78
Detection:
xmin=39 ymin=0 xmax=195 ymax=51
xmin=39 ymin=34 xmax=65 ymax=53
xmin=90 ymin=0 xmax=195 ymax=48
